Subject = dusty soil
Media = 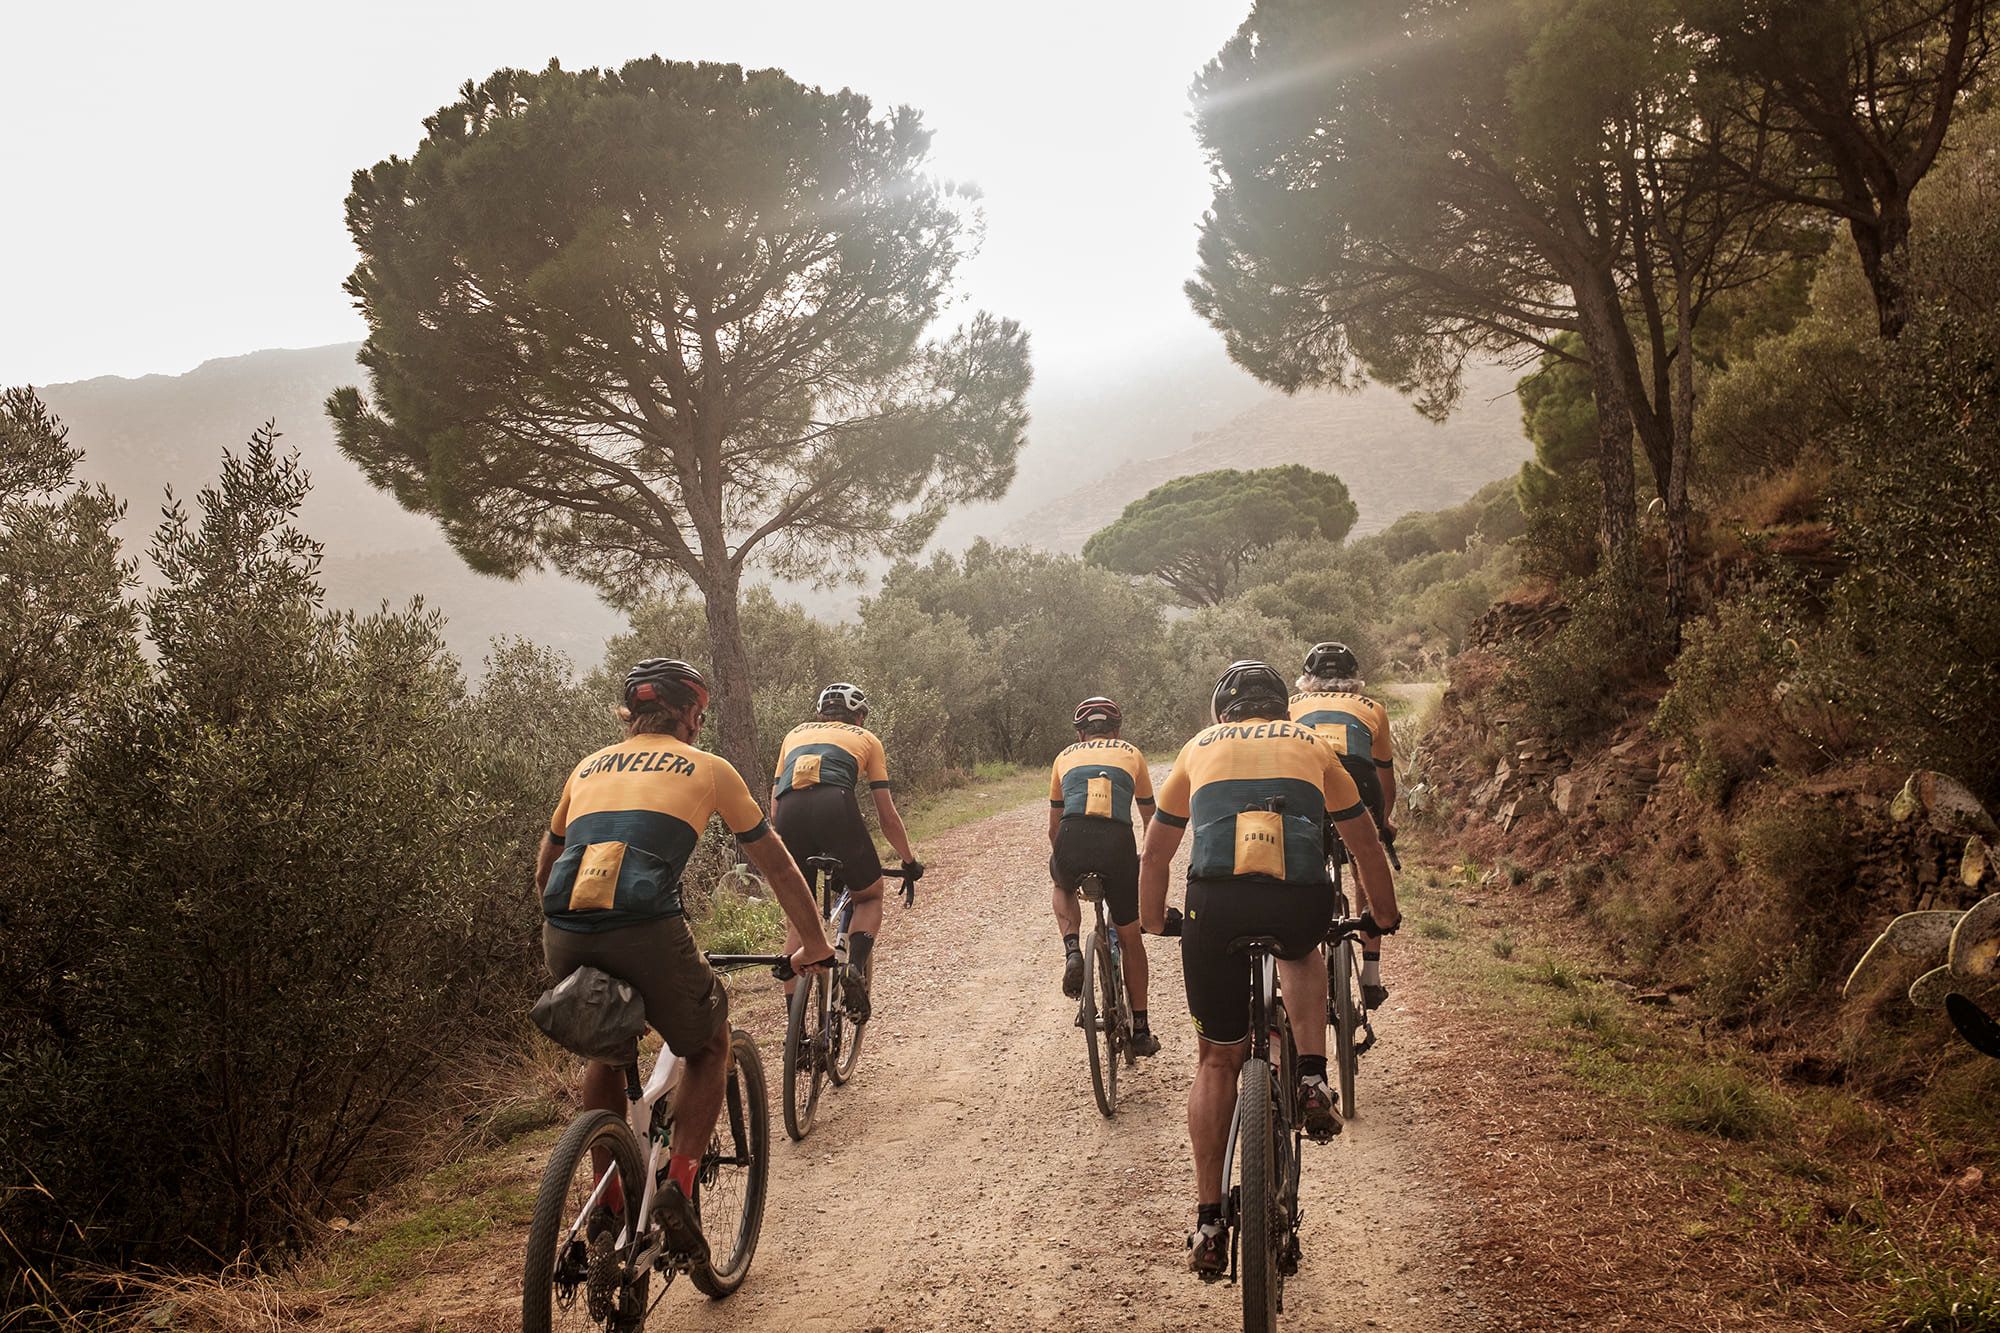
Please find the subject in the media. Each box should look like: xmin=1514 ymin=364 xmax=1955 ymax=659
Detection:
xmin=336 ymin=791 xmax=1480 ymax=1332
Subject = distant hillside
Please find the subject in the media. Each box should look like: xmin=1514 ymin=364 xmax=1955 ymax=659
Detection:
xmin=38 ymin=346 xmax=625 ymax=667
xmin=32 ymin=339 xmax=1532 ymax=659
xmin=1004 ymin=359 xmax=1533 ymax=552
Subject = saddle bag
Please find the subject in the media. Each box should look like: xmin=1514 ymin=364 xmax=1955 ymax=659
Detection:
xmin=530 ymin=965 xmax=646 ymax=1062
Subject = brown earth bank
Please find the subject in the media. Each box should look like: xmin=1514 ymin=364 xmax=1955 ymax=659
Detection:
xmin=139 ymin=776 xmax=1995 ymax=1332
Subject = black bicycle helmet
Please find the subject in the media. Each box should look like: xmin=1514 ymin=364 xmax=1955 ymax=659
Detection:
xmin=1074 ymin=696 xmax=1123 ymax=729
xmin=1211 ymin=660 xmax=1289 ymax=723
xmin=624 ymin=658 xmax=709 ymax=713
xmin=817 ymin=682 xmax=868 ymax=717
xmin=1305 ymin=641 xmax=1360 ymax=679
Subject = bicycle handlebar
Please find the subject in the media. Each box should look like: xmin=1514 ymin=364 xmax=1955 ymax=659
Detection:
xmin=1329 ymin=912 xmax=1398 ymax=941
xmin=704 ymin=951 xmax=804 ymax=982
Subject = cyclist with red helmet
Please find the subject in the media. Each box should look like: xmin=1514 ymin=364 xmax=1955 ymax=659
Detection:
xmin=537 ymin=659 xmax=835 ymax=1261
xmin=1048 ymin=696 xmax=1160 ymax=1056
xmin=770 ymin=683 xmax=922 ymax=1023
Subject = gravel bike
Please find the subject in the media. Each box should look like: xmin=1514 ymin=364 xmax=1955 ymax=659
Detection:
xmin=522 ymin=952 xmax=792 ymax=1332
xmin=1075 ymin=870 xmax=1136 ymax=1117
xmin=1325 ymin=832 xmax=1399 ymax=1120
xmin=781 ymin=855 xmax=916 ymax=1141
xmin=1219 ymin=913 xmax=1382 ymax=1333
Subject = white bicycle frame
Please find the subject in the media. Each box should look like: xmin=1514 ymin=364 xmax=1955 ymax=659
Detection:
xmin=561 ymin=1045 xmax=687 ymax=1267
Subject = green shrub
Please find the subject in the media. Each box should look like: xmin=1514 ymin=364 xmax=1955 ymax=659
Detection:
xmin=1491 ymin=931 xmax=1517 ymax=960
xmin=1495 ymin=567 xmax=1666 ymax=746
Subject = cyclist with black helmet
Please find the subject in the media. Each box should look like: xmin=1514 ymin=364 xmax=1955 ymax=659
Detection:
xmin=770 ymin=683 xmax=922 ymax=1023
xmin=1140 ymin=661 xmax=1400 ymax=1279
xmin=1291 ymin=641 xmax=1397 ymax=1007
xmin=537 ymin=659 xmax=836 ymax=1262
xmin=1048 ymin=696 xmax=1160 ymax=1055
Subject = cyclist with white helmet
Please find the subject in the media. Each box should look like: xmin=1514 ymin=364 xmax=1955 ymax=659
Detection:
xmin=770 ymin=683 xmax=922 ymax=1022
xmin=1048 ymin=696 xmax=1160 ymax=1056
xmin=1291 ymin=641 xmax=1397 ymax=1007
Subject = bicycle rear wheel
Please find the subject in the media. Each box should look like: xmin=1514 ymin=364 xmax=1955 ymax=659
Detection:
xmin=1080 ymin=939 xmax=1112 ymax=1117
xmin=781 ymin=974 xmax=828 ymax=1141
xmin=1092 ymin=931 xmax=1121 ymax=1110
xmin=522 ymin=1109 xmax=648 ymax=1333
xmin=690 ymin=1030 xmax=769 ymax=1298
xmin=1235 ymin=1056 xmax=1283 ymax=1333
xmin=830 ymin=957 xmax=869 ymax=1085
xmin=1330 ymin=938 xmax=1361 ymax=1120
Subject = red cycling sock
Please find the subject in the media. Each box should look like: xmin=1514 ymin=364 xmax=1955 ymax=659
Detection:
xmin=600 ymin=1167 xmax=625 ymax=1215
xmin=668 ymin=1153 xmax=699 ymax=1196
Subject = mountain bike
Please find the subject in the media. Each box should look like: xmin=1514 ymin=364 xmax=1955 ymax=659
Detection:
xmin=1076 ymin=870 xmax=1136 ymax=1117
xmin=1325 ymin=832 xmax=1399 ymax=1120
xmin=1220 ymin=914 xmax=1379 ymax=1333
xmin=781 ymin=855 xmax=917 ymax=1141
xmin=522 ymin=952 xmax=793 ymax=1332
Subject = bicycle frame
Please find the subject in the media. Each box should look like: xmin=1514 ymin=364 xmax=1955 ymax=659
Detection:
xmin=561 ymin=952 xmax=786 ymax=1273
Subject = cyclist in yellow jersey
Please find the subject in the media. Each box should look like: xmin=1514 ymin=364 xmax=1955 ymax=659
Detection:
xmin=1290 ymin=641 xmax=1397 ymax=1007
xmin=1140 ymin=661 xmax=1400 ymax=1279
xmin=537 ymin=659 xmax=835 ymax=1262
xmin=1048 ymin=697 xmax=1161 ymax=1055
xmin=770 ymin=683 xmax=922 ymax=1023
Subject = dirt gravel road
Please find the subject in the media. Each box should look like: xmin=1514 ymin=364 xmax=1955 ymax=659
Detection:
xmin=657 ymin=791 xmax=1476 ymax=1333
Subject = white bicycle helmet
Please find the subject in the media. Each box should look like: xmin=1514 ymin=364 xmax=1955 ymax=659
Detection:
xmin=817 ymin=682 xmax=868 ymax=717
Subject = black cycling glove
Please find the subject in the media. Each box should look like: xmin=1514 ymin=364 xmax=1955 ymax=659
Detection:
xmin=1158 ymin=905 xmax=1185 ymax=938
xmin=902 ymin=860 xmax=925 ymax=883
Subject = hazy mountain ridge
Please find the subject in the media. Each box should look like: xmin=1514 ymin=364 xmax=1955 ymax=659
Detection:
xmin=1003 ymin=359 xmax=1534 ymax=553
xmin=34 ymin=340 xmax=1531 ymax=662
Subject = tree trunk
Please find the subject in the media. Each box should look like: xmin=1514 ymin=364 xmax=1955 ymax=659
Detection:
xmin=1852 ymin=201 xmax=1913 ymax=340
xmin=698 ymin=562 xmax=769 ymax=805
xmin=1588 ymin=359 xmax=1639 ymax=586
xmin=1665 ymin=269 xmax=1697 ymax=643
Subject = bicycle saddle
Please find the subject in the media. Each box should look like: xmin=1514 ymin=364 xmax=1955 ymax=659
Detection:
xmin=804 ymin=854 xmax=845 ymax=873
xmin=1226 ymin=934 xmax=1286 ymax=956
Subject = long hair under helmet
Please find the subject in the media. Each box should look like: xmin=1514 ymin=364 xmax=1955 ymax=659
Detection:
xmin=1210 ymin=660 xmax=1289 ymax=724
xmin=624 ymin=658 xmax=710 ymax=714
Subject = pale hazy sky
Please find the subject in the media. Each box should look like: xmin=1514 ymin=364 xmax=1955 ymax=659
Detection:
xmin=2 ymin=0 xmax=1251 ymax=387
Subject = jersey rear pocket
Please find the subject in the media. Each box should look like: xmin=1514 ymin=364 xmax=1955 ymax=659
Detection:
xmin=1232 ymin=810 xmax=1286 ymax=878
xmin=793 ymin=753 xmax=823 ymax=787
xmin=543 ymin=841 xmax=684 ymax=925
xmin=1085 ymin=774 xmax=1114 ymax=819
xmin=570 ymin=840 xmax=627 ymax=912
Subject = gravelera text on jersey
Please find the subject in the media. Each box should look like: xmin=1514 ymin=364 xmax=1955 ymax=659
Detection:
xmin=1196 ymin=720 xmax=1321 ymax=746
xmin=577 ymin=749 xmax=700 ymax=779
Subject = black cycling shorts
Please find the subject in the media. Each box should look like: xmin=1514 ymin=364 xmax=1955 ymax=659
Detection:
xmin=1049 ymin=816 xmax=1140 ymax=927
xmin=1180 ymin=877 xmax=1335 ymax=1045
xmin=773 ymin=783 xmax=885 ymax=891
xmin=542 ymin=915 xmax=728 ymax=1058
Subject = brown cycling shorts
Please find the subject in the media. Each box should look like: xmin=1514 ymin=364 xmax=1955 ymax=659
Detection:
xmin=542 ymin=915 xmax=728 ymax=1058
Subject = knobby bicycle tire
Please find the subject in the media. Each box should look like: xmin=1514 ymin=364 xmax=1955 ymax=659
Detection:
xmin=830 ymin=956 xmax=868 ymax=1085
xmin=1094 ymin=930 xmax=1122 ymax=1109
xmin=523 ymin=1108 xmax=647 ymax=1333
xmin=1081 ymin=938 xmax=1111 ymax=1117
xmin=1331 ymin=938 xmax=1361 ymax=1120
xmin=1236 ymin=1055 xmax=1282 ymax=1333
xmin=689 ymin=1030 xmax=769 ymax=1298
xmin=782 ymin=973 xmax=828 ymax=1141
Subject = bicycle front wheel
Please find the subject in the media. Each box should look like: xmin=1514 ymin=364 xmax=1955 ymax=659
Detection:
xmin=1330 ymin=939 xmax=1360 ymax=1120
xmin=1235 ymin=1056 xmax=1284 ymax=1333
xmin=691 ymin=1030 xmax=769 ymax=1298
xmin=782 ymin=973 xmax=828 ymax=1141
xmin=522 ymin=1108 xmax=647 ymax=1333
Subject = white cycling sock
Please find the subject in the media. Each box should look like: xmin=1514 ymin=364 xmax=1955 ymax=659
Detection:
xmin=1361 ymin=956 xmax=1383 ymax=987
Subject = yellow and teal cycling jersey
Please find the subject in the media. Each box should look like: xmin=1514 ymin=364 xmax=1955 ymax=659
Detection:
xmin=546 ymin=734 xmax=769 ymax=932
xmin=1048 ymin=738 xmax=1155 ymax=824
xmin=773 ymin=721 xmax=890 ymax=797
xmin=1156 ymin=719 xmax=1364 ymax=883
xmin=1288 ymin=690 xmax=1394 ymax=769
